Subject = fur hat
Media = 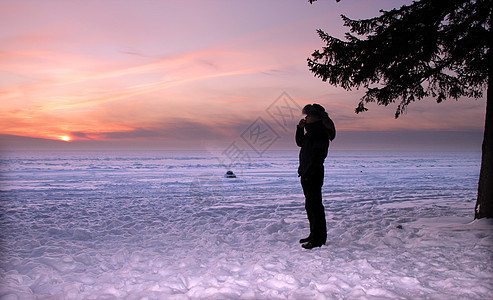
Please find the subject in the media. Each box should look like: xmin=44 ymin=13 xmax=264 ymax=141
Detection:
xmin=302 ymin=103 xmax=336 ymax=141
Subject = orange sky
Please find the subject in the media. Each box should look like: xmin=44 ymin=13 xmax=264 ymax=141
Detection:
xmin=0 ymin=0 xmax=486 ymax=150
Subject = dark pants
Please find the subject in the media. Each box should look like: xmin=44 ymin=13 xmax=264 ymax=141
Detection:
xmin=301 ymin=167 xmax=327 ymax=245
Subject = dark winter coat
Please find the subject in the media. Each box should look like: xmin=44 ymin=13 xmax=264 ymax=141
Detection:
xmin=296 ymin=120 xmax=330 ymax=178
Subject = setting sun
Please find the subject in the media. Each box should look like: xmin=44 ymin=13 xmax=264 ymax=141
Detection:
xmin=60 ymin=136 xmax=71 ymax=142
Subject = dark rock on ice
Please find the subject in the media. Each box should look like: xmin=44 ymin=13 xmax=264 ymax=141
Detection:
xmin=225 ymin=170 xmax=236 ymax=178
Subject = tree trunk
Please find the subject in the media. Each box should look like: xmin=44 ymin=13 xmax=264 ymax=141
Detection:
xmin=475 ymin=71 xmax=493 ymax=219
xmin=475 ymin=7 xmax=493 ymax=219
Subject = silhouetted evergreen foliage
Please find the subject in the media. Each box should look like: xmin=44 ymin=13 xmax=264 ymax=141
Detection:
xmin=308 ymin=0 xmax=492 ymax=218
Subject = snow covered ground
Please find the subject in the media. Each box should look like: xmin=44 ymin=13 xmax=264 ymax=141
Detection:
xmin=0 ymin=150 xmax=491 ymax=299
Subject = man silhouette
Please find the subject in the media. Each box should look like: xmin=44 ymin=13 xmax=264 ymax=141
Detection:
xmin=296 ymin=104 xmax=335 ymax=249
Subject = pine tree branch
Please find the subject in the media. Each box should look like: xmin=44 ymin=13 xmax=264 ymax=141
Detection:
xmin=308 ymin=0 xmax=489 ymax=118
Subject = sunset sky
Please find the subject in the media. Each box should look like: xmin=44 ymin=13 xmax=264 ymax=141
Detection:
xmin=0 ymin=0 xmax=486 ymax=151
